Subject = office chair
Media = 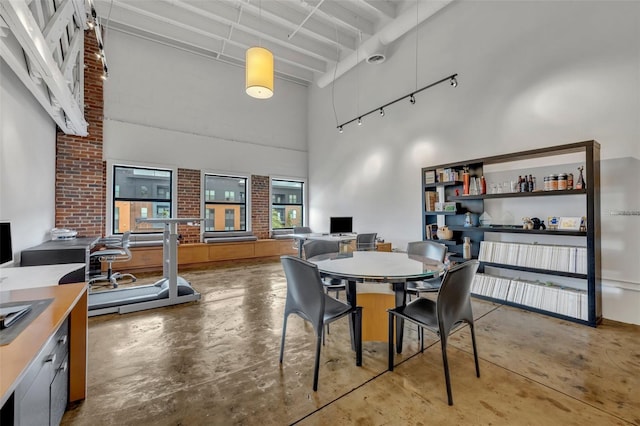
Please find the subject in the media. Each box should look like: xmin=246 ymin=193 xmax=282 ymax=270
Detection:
xmin=279 ymin=255 xmax=362 ymax=391
xmin=388 ymin=260 xmax=480 ymax=405
xmin=356 ymin=233 xmax=377 ymax=251
xmin=88 ymin=231 xmax=136 ymax=289
xmin=406 ymin=240 xmax=447 ymax=300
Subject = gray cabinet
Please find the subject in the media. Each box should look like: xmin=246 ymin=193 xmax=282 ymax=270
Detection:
xmin=14 ymin=318 xmax=69 ymax=426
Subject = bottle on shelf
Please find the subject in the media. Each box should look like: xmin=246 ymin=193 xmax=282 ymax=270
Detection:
xmin=576 ymin=166 xmax=585 ymax=189
xmin=480 ymin=176 xmax=487 ymax=195
xmin=463 ymin=237 xmax=472 ymax=260
xmin=463 ymin=170 xmax=470 ymax=195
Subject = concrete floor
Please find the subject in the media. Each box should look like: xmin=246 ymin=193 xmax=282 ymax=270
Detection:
xmin=63 ymin=259 xmax=640 ymax=425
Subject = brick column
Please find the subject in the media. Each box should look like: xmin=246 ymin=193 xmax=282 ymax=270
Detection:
xmin=55 ymin=31 xmax=105 ymax=237
xmin=177 ymin=168 xmax=201 ymax=243
xmin=251 ymin=175 xmax=269 ymax=239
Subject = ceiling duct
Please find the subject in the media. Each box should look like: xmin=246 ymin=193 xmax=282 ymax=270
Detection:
xmin=316 ymin=0 xmax=454 ymax=88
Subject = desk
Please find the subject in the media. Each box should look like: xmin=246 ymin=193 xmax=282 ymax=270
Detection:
xmin=288 ymin=233 xmax=357 ymax=257
xmin=311 ymin=251 xmax=442 ymax=352
xmin=0 ymin=283 xmax=88 ymax=421
xmin=20 ymin=237 xmax=99 ymax=280
xmin=0 ymin=263 xmax=86 ymax=290
xmin=131 ymin=218 xmax=202 ymax=307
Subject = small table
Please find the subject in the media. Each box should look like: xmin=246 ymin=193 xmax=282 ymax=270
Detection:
xmin=288 ymin=233 xmax=357 ymax=257
xmin=310 ymin=251 xmax=443 ymax=352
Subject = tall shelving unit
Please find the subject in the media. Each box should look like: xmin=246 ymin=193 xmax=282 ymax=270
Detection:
xmin=421 ymin=140 xmax=601 ymax=326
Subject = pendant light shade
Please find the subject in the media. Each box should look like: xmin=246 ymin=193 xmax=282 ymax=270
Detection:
xmin=246 ymin=46 xmax=274 ymax=99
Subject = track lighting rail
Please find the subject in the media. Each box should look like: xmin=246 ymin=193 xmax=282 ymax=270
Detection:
xmin=337 ymin=73 xmax=458 ymax=133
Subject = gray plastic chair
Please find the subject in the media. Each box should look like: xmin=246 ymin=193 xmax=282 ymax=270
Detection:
xmin=406 ymin=240 xmax=447 ymax=299
xmin=293 ymin=226 xmax=312 ymax=234
xmin=388 ymin=260 xmax=480 ymax=405
xmin=88 ymin=231 xmax=137 ymax=288
xmin=279 ymin=255 xmax=362 ymax=391
xmin=356 ymin=233 xmax=377 ymax=251
xmin=303 ymin=240 xmax=346 ymax=298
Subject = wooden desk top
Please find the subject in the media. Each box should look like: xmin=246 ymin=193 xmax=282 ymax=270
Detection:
xmin=0 ymin=283 xmax=87 ymax=406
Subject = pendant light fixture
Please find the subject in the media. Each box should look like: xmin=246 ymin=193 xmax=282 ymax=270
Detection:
xmin=245 ymin=0 xmax=273 ymax=99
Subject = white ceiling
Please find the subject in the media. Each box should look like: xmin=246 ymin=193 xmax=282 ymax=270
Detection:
xmin=93 ymin=0 xmax=453 ymax=87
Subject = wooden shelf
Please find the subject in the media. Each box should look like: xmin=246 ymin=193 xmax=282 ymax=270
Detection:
xmin=449 ymin=188 xmax=586 ymax=201
xmin=446 ymin=225 xmax=586 ymax=237
xmin=421 ymin=140 xmax=601 ymax=327
xmin=481 ymin=262 xmax=588 ymax=279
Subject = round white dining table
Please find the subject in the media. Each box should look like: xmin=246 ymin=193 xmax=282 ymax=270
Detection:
xmin=310 ymin=251 xmax=443 ymax=353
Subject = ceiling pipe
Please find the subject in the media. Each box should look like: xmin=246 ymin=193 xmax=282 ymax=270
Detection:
xmin=316 ymin=0 xmax=454 ymax=88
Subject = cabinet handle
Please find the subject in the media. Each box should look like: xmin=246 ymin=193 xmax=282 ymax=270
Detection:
xmin=58 ymin=335 xmax=68 ymax=345
xmin=58 ymin=361 xmax=68 ymax=372
xmin=44 ymin=353 xmax=57 ymax=364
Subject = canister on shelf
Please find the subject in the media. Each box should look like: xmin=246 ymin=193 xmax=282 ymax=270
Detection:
xmin=558 ymin=173 xmax=567 ymax=190
xmin=550 ymin=174 xmax=558 ymax=191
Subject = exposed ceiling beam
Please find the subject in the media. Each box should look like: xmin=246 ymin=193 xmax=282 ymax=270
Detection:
xmin=0 ymin=0 xmax=87 ymax=135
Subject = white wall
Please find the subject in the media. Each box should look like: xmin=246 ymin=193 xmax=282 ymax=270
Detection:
xmin=103 ymin=31 xmax=308 ymax=178
xmin=0 ymin=59 xmax=57 ymax=264
xmin=307 ymin=1 xmax=640 ymax=323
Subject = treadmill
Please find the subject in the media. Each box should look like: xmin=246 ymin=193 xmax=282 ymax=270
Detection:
xmin=88 ymin=218 xmax=202 ymax=316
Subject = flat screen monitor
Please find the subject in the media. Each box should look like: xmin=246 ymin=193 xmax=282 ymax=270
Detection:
xmin=329 ymin=217 xmax=352 ymax=235
xmin=0 ymin=222 xmax=12 ymax=266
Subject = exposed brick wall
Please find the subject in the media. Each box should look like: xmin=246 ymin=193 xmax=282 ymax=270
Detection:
xmin=55 ymin=31 xmax=105 ymax=237
xmin=177 ymin=168 xmax=201 ymax=243
xmin=251 ymin=175 xmax=270 ymax=239
xmin=53 ymin=31 xmax=276 ymax=242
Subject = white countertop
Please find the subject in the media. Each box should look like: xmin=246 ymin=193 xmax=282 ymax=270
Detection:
xmin=0 ymin=263 xmax=85 ymax=292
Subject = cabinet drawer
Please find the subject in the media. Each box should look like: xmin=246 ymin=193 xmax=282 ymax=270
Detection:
xmin=51 ymin=321 xmax=69 ymax=372
xmin=15 ymin=318 xmax=69 ymax=402
xmin=50 ymin=354 xmax=69 ymax=426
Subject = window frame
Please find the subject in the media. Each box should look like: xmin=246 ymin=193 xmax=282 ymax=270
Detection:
xmin=202 ymin=173 xmax=249 ymax=233
xmin=270 ymin=178 xmax=305 ymax=231
xmin=107 ymin=162 xmax=176 ymax=236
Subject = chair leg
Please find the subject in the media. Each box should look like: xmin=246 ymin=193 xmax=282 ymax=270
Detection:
xmin=388 ymin=312 xmax=394 ymax=371
xmin=279 ymin=315 xmax=288 ymax=363
xmin=420 ymin=327 xmax=424 ymax=353
xmin=439 ymin=336 xmax=454 ymax=405
xmin=470 ymin=323 xmax=480 ymax=378
xmin=313 ymin=333 xmax=322 ymax=391
xmin=354 ymin=306 xmax=362 ymax=366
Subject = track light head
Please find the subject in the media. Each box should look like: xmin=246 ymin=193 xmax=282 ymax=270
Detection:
xmin=357 ymin=117 xmax=362 ymax=126
xmin=409 ymin=94 xmax=416 ymax=105
xmin=338 ymin=126 xmax=343 ymax=133
xmin=450 ymin=77 xmax=458 ymax=87
xmin=379 ymin=108 xmax=385 ymax=117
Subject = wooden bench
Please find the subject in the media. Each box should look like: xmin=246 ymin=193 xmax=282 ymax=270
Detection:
xmin=116 ymin=239 xmax=297 ymax=273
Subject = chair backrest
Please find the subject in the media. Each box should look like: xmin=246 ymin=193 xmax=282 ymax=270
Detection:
xmin=280 ymin=256 xmax=326 ymax=326
xmin=407 ymin=240 xmax=447 ymax=263
xmin=356 ymin=233 xmax=377 ymax=251
xmin=436 ymin=260 xmax=480 ymax=334
xmin=293 ymin=226 xmax=312 ymax=234
xmin=303 ymin=240 xmax=339 ymax=260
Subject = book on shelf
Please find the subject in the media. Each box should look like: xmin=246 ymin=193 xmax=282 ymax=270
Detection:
xmin=472 ymin=273 xmax=588 ymax=320
xmin=425 ymin=191 xmax=438 ymax=211
xmin=478 ymin=241 xmax=587 ymax=274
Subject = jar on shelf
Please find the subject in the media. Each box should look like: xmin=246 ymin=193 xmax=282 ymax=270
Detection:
xmin=558 ymin=173 xmax=567 ymax=190
xmin=550 ymin=174 xmax=558 ymax=191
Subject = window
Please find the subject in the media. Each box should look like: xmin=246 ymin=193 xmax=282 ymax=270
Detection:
xmin=112 ymin=165 xmax=173 ymax=234
xmin=271 ymin=179 xmax=303 ymax=229
xmin=204 ymin=174 xmax=247 ymax=232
